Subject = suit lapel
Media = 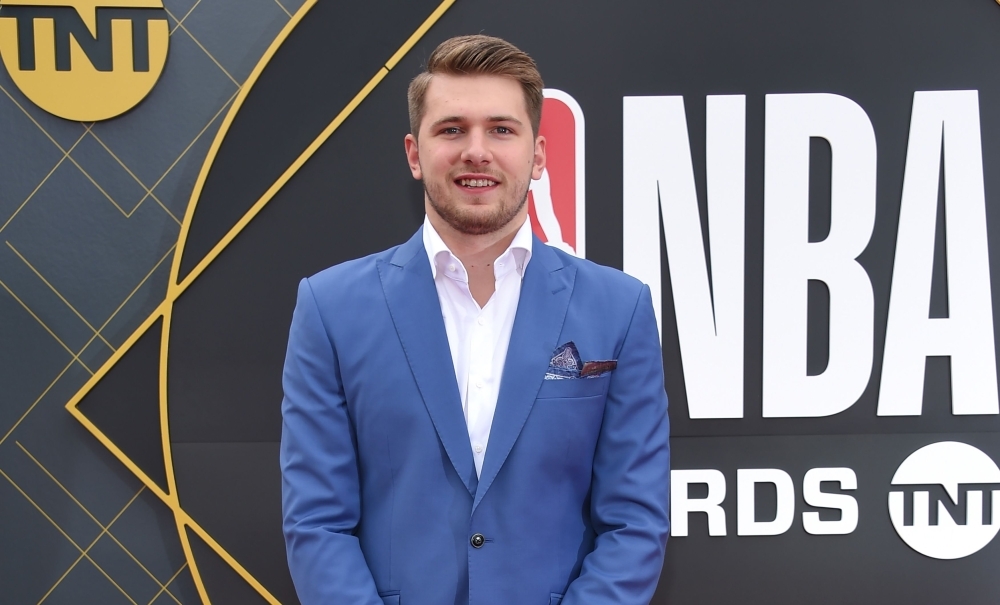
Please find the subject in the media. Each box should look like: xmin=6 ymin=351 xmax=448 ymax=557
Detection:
xmin=473 ymin=238 xmax=576 ymax=511
xmin=379 ymin=228 xmax=478 ymax=497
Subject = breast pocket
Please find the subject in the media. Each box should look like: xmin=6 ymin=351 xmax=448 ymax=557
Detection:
xmin=536 ymin=373 xmax=611 ymax=399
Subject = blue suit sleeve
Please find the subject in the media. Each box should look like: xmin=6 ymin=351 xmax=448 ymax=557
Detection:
xmin=563 ymin=284 xmax=671 ymax=605
xmin=280 ymin=278 xmax=382 ymax=605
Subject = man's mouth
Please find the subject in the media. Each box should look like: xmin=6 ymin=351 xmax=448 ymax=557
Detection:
xmin=457 ymin=178 xmax=498 ymax=188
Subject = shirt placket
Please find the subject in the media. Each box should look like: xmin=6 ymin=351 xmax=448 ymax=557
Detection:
xmin=467 ymin=304 xmax=493 ymax=474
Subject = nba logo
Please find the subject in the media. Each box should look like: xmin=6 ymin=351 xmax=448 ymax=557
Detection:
xmin=529 ymin=89 xmax=585 ymax=258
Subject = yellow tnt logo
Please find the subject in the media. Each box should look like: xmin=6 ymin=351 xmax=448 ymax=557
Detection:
xmin=0 ymin=0 xmax=169 ymax=121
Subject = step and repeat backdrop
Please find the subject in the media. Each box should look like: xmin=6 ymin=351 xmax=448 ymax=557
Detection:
xmin=2 ymin=0 xmax=1000 ymax=603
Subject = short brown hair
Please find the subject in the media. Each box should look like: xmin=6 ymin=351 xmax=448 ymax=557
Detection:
xmin=407 ymin=35 xmax=544 ymax=137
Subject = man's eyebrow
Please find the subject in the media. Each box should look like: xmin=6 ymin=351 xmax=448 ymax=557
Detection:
xmin=429 ymin=116 xmax=464 ymax=129
xmin=428 ymin=115 xmax=525 ymax=129
xmin=487 ymin=115 xmax=523 ymax=125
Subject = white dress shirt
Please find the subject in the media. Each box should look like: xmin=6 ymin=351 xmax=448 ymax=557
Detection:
xmin=422 ymin=215 xmax=533 ymax=477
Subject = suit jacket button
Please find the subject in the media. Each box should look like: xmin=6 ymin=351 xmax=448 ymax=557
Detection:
xmin=470 ymin=533 xmax=485 ymax=548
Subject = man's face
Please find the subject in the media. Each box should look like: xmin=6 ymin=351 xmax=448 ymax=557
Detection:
xmin=405 ymin=74 xmax=545 ymax=236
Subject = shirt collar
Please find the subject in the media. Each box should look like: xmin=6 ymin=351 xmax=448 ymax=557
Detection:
xmin=423 ymin=215 xmax=533 ymax=282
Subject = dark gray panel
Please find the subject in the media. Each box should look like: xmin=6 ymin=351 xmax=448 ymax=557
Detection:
xmin=0 ymin=442 xmax=103 ymax=549
xmin=166 ymin=51 xmax=423 ymax=443
xmin=76 ymin=318 xmax=168 ymax=493
xmin=106 ymin=485 xmax=188 ymax=587
xmin=183 ymin=495 xmax=286 ymax=605
xmin=2 ymin=161 xmax=178 ymax=328
xmin=44 ymin=557 xmax=137 ymax=605
xmin=0 ymin=472 xmax=83 ymax=604
xmin=0 ymin=284 xmax=73 ymax=437
xmin=173 ymin=441 xmax=293 ymax=604
xmin=87 ymin=534 xmax=164 ymax=605
xmin=176 ymin=0 xmax=445 ymax=280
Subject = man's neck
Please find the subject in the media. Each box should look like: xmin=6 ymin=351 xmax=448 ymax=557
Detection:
xmin=426 ymin=207 xmax=524 ymax=269
xmin=426 ymin=205 xmax=526 ymax=308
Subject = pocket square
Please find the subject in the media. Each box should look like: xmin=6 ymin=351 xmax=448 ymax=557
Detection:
xmin=545 ymin=342 xmax=617 ymax=380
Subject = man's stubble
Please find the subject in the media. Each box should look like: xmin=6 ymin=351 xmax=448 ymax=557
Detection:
xmin=422 ymin=167 xmax=532 ymax=236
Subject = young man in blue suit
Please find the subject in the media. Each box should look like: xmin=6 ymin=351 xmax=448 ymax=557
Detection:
xmin=280 ymin=35 xmax=670 ymax=605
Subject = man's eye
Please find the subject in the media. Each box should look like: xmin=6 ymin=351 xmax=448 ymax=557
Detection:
xmin=494 ymin=126 xmax=511 ymax=135
xmin=441 ymin=127 xmax=461 ymax=135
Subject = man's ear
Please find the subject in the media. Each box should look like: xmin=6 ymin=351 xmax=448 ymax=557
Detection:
xmin=404 ymin=134 xmax=422 ymax=180
xmin=531 ymin=134 xmax=546 ymax=180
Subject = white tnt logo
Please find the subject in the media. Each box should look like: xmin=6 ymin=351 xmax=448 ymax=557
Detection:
xmin=888 ymin=442 xmax=1000 ymax=559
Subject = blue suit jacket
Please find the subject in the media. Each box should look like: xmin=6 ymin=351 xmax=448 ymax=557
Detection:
xmin=280 ymin=228 xmax=670 ymax=605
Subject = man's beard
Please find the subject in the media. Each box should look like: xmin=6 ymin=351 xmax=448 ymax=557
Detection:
xmin=424 ymin=173 xmax=531 ymax=236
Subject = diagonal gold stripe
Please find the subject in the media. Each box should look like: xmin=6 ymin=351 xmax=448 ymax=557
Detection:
xmin=0 ymin=278 xmax=93 ymax=374
xmin=84 ymin=130 xmax=180 ymax=224
xmin=0 ymin=82 xmax=74 ymax=153
xmin=169 ymin=0 xmax=201 ymax=35
xmin=0 ymin=128 xmax=90 ymax=235
xmin=35 ymin=486 xmax=146 ymax=605
xmin=169 ymin=0 xmax=457 ymax=298
xmin=272 ymin=0 xmax=291 ymax=18
xmin=15 ymin=441 xmax=183 ymax=602
xmin=132 ymin=90 xmax=240 ymax=227
xmin=0 ymin=468 xmax=141 ymax=605
xmin=386 ymin=0 xmax=455 ymax=69
xmin=6 ymin=241 xmax=116 ymax=350
xmin=172 ymin=66 xmax=388 ymax=297
xmin=95 ymin=243 xmax=176 ymax=346
xmin=1 ymin=357 xmax=77 ymax=448
xmin=145 ymin=562 xmax=188 ymax=605
xmin=163 ymin=7 xmax=241 ymax=89
xmin=1 ymin=243 xmax=175 ymax=447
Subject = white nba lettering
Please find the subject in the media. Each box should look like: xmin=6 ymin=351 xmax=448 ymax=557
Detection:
xmin=737 ymin=468 xmax=796 ymax=536
xmin=878 ymin=90 xmax=999 ymax=416
xmin=802 ymin=467 xmax=859 ymax=535
xmin=671 ymin=469 xmax=728 ymax=537
xmin=762 ymin=93 xmax=877 ymax=417
xmin=623 ymin=95 xmax=746 ymax=419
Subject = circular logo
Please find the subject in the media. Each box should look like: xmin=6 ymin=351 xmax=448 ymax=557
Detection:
xmin=889 ymin=441 xmax=1000 ymax=559
xmin=0 ymin=0 xmax=169 ymax=121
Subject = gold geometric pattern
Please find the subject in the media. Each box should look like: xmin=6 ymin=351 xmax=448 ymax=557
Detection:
xmin=60 ymin=0 xmax=457 ymax=602
xmin=0 ymin=0 xmax=305 ymax=602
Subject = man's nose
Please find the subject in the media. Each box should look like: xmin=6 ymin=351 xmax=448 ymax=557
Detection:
xmin=461 ymin=131 xmax=492 ymax=164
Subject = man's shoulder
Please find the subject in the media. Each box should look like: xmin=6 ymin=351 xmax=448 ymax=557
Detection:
xmin=546 ymin=246 xmax=646 ymax=300
xmin=304 ymin=241 xmax=410 ymax=297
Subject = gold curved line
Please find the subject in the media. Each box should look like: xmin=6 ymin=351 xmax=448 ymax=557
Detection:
xmin=66 ymin=0 xmax=459 ymax=603
xmin=64 ymin=302 xmax=172 ymax=503
xmin=167 ymin=0 xmax=319 ymax=296
xmin=158 ymin=304 xmax=217 ymax=605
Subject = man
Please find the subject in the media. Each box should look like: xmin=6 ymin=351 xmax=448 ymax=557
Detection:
xmin=280 ymin=35 xmax=669 ymax=605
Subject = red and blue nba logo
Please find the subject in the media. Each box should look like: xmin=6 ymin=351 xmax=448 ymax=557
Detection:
xmin=529 ymin=89 xmax=585 ymax=258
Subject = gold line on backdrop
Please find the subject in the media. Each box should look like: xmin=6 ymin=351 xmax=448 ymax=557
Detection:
xmin=64 ymin=0 xmax=459 ymax=602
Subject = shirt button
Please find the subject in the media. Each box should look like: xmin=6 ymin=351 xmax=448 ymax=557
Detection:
xmin=477 ymin=317 xmax=485 ymax=326
xmin=476 ymin=381 xmax=484 ymax=389
xmin=448 ymin=264 xmax=457 ymax=272
xmin=474 ymin=443 xmax=483 ymax=453
xmin=471 ymin=533 xmax=485 ymax=548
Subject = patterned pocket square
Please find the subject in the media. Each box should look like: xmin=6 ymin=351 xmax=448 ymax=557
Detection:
xmin=545 ymin=342 xmax=617 ymax=380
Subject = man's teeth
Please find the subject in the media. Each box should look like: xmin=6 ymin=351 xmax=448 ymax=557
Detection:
xmin=459 ymin=179 xmax=496 ymax=187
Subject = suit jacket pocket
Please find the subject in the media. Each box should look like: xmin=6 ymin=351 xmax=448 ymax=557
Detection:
xmin=379 ymin=591 xmax=400 ymax=605
xmin=549 ymin=593 xmax=564 ymax=605
xmin=536 ymin=373 xmax=611 ymax=399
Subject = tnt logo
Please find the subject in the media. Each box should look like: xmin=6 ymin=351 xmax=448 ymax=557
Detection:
xmin=0 ymin=0 xmax=169 ymax=121
xmin=528 ymin=89 xmax=585 ymax=257
xmin=889 ymin=441 xmax=1000 ymax=559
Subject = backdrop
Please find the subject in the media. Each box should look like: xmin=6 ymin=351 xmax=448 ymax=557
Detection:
xmin=2 ymin=0 xmax=1000 ymax=603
